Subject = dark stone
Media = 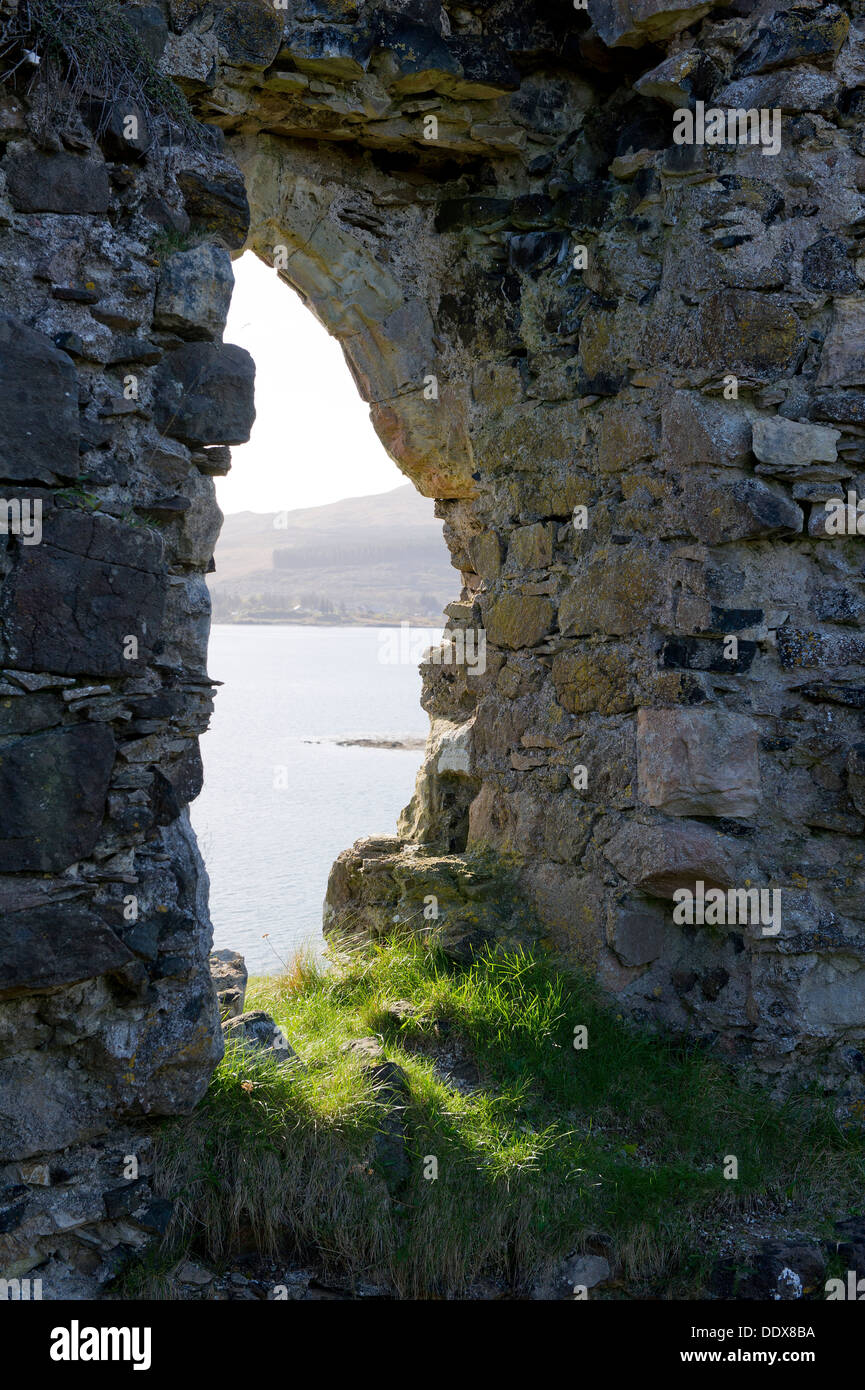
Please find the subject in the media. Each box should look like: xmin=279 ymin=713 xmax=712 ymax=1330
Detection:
xmin=734 ymin=5 xmax=849 ymax=78
xmin=124 ymin=3 xmax=168 ymax=61
xmin=809 ymin=393 xmax=865 ymax=426
xmin=0 ymin=692 xmax=63 ymax=736
xmin=281 ymin=22 xmax=373 ymax=77
xmin=211 ymin=0 xmax=283 ymax=67
xmin=846 ymin=743 xmax=865 ymax=816
xmin=435 ymin=196 xmax=512 ymax=233
xmin=708 ymin=607 xmax=764 ymax=633
xmin=142 ymin=195 xmax=190 ymax=236
xmin=372 ymin=14 xmax=461 ymax=88
xmin=153 ymin=341 xmax=256 ymax=446
xmin=176 ymin=168 xmax=250 ymax=250
xmin=0 ymin=509 xmax=166 ymax=677
xmin=51 ymin=286 xmax=100 ymax=304
xmin=5 ymin=152 xmax=111 ymax=214
xmin=134 ymin=1199 xmax=174 ymax=1235
xmin=0 ymin=904 xmax=132 ymax=998
xmin=106 ymin=337 xmax=163 ymax=366
xmin=0 ymin=1186 xmax=29 ymax=1233
xmin=103 ymin=1177 xmax=149 ymax=1221
xmin=0 ymin=315 xmax=80 ymax=483
xmin=802 ymin=235 xmax=857 ymax=293
xmin=509 ymin=230 xmax=563 ymax=274
xmin=53 ymin=332 xmax=85 ymax=357
xmin=700 ymin=967 xmax=730 ymax=1001
xmin=81 ymin=99 xmax=151 ymax=161
xmin=448 ymin=36 xmax=520 ymax=93
xmin=367 ymin=1060 xmax=410 ymax=1190
xmin=121 ymin=919 xmax=161 ymax=961
xmin=661 ymin=636 xmax=757 ymax=673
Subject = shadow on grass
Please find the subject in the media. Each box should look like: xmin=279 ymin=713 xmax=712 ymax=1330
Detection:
xmin=117 ymin=936 xmax=865 ymax=1300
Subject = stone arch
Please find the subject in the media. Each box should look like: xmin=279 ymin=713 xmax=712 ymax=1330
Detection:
xmin=3 ymin=0 xmax=865 ymax=1289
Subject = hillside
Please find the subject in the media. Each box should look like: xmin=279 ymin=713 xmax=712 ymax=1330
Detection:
xmin=208 ymin=484 xmax=456 ymax=625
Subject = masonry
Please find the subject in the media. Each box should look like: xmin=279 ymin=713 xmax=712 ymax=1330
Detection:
xmin=1 ymin=0 xmax=865 ymax=1294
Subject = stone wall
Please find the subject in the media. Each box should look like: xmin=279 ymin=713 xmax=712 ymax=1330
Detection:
xmin=2 ymin=0 xmax=865 ymax=1293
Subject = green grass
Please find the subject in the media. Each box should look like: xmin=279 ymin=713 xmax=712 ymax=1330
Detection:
xmin=128 ymin=936 xmax=864 ymax=1300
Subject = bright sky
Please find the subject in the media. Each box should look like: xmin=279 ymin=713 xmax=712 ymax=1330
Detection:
xmin=217 ymin=251 xmax=402 ymax=515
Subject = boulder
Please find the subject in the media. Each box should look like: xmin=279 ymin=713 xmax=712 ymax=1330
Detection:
xmin=222 ymin=1010 xmax=299 ymax=1062
xmin=209 ymin=948 xmax=248 ymax=1018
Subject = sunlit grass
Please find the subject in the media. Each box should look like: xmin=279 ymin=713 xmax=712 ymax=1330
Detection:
xmin=122 ymin=936 xmax=865 ymax=1300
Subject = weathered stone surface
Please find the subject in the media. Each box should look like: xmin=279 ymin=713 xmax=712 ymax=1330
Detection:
xmin=602 ymin=821 xmax=739 ymax=899
xmin=222 ymin=1009 xmax=298 ymax=1062
xmin=153 ymin=342 xmax=256 ymax=445
xmin=0 ymin=908 xmax=133 ymax=999
xmin=485 ymin=594 xmax=553 ymax=649
xmin=751 ymin=416 xmax=840 ymax=474
xmin=609 ymin=900 xmax=666 ymax=967
xmin=209 ymin=947 xmax=247 ymax=1019
xmin=176 ymin=168 xmax=250 ymax=249
xmin=0 ymin=725 xmax=115 ymax=871
xmin=0 ymin=315 xmax=79 ymax=483
xmin=5 ymin=0 xmax=865 ymax=1288
xmin=154 ymin=243 xmax=234 ymax=339
xmin=593 ymin=0 xmax=716 ymax=49
xmin=661 ymin=390 xmax=752 ymax=469
xmin=817 ymin=300 xmax=865 ymax=387
xmin=636 ymin=708 xmax=762 ymax=818
xmin=0 ymin=510 xmax=166 ymax=677
xmin=734 ymin=5 xmax=849 ymax=78
xmin=5 ymin=153 xmax=110 ymax=214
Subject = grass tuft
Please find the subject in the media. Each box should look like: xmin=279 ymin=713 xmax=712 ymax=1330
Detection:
xmin=0 ymin=0 xmax=200 ymax=144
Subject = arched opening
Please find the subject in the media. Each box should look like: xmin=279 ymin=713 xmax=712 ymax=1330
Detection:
xmin=192 ymin=251 xmax=455 ymax=972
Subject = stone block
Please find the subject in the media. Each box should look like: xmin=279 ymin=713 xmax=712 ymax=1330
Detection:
xmin=0 ymin=315 xmax=80 ymax=483
xmin=636 ymin=707 xmax=761 ymax=818
xmin=5 ymin=152 xmax=110 ymax=214
xmin=485 ymin=594 xmax=553 ymax=649
xmin=662 ymin=390 xmax=752 ymax=469
xmin=0 ymin=725 xmax=115 ymax=872
xmin=593 ymin=0 xmax=716 ymax=49
xmin=155 ymin=242 xmax=234 ymax=339
xmin=0 ymin=907 xmax=133 ymax=999
xmin=153 ymin=342 xmax=256 ymax=446
xmin=0 ymin=509 xmax=166 ymax=677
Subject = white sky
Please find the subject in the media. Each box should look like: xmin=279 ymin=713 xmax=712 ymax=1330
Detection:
xmin=217 ymin=251 xmax=403 ymax=515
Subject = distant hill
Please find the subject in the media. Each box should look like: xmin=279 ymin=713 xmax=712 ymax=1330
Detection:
xmin=208 ymin=484 xmax=456 ymax=625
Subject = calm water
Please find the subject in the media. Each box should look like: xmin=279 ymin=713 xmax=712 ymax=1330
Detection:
xmin=191 ymin=625 xmax=433 ymax=973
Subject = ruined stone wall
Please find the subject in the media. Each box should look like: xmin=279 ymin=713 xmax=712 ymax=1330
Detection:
xmin=2 ymin=0 xmax=865 ymax=1293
